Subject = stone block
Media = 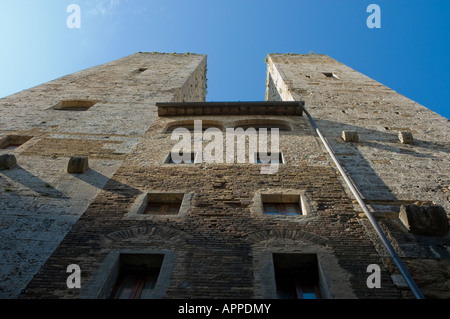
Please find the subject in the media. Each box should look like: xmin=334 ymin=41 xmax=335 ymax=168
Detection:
xmin=399 ymin=204 xmax=449 ymax=236
xmin=67 ymin=156 xmax=89 ymax=174
xmin=398 ymin=131 xmax=414 ymax=144
xmin=342 ymin=130 xmax=359 ymax=142
xmin=0 ymin=154 xmax=17 ymax=170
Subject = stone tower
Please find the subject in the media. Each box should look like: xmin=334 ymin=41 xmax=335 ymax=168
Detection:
xmin=0 ymin=52 xmax=206 ymax=298
xmin=0 ymin=52 xmax=448 ymax=299
xmin=266 ymin=53 xmax=450 ymax=299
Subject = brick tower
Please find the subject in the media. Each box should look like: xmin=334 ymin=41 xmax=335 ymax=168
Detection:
xmin=1 ymin=52 xmax=448 ymax=299
xmin=266 ymin=53 xmax=450 ymax=299
xmin=0 ymin=52 xmax=206 ymax=298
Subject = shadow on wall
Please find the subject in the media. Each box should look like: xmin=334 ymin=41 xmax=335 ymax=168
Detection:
xmin=1 ymin=165 xmax=70 ymax=200
xmin=1 ymin=164 xmax=141 ymax=202
xmin=307 ymin=117 xmax=450 ymax=265
xmin=71 ymin=168 xmax=142 ymax=198
xmin=310 ymin=117 xmax=450 ymax=200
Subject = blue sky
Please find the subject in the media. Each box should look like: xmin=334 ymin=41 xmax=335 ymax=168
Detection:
xmin=0 ymin=0 xmax=449 ymax=119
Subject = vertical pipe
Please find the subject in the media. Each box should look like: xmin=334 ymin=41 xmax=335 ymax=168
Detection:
xmin=301 ymin=103 xmax=425 ymax=299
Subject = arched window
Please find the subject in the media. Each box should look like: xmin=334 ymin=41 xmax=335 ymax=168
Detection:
xmin=233 ymin=119 xmax=292 ymax=132
xmin=164 ymin=120 xmax=224 ymax=133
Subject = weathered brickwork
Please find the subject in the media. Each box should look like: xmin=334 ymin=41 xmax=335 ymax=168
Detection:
xmin=266 ymin=53 xmax=450 ymax=299
xmin=0 ymin=52 xmax=206 ymax=298
xmin=3 ymin=52 xmax=447 ymax=299
xmin=21 ymin=166 xmax=399 ymax=298
xmin=20 ymin=108 xmax=400 ymax=299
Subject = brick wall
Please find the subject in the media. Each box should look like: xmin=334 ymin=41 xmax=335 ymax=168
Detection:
xmin=0 ymin=52 xmax=206 ymax=298
xmin=21 ymin=112 xmax=400 ymax=299
xmin=266 ymin=53 xmax=450 ymax=299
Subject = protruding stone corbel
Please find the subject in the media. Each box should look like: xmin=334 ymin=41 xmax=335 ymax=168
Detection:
xmin=399 ymin=204 xmax=449 ymax=236
xmin=342 ymin=130 xmax=359 ymax=143
xmin=0 ymin=154 xmax=17 ymax=170
xmin=67 ymin=156 xmax=89 ymax=174
xmin=398 ymin=131 xmax=414 ymax=144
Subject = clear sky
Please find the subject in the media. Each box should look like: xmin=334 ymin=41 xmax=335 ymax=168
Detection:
xmin=0 ymin=0 xmax=449 ymax=119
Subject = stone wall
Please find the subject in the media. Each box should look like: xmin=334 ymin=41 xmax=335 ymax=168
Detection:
xmin=266 ymin=53 xmax=450 ymax=298
xmin=5 ymin=51 xmax=447 ymax=299
xmin=0 ymin=52 xmax=206 ymax=298
xmin=21 ymin=109 xmax=400 ymax=299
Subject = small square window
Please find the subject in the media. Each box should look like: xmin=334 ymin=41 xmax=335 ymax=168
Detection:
xmin=141 ymin=192 xmax=185 ymax=216
xmin=127 ymin=192 xmax=191 ymax=219
xmin=165 ymin=152 xmax=197 ymax=164
xmin=144 ymin=202 xmax=181 ymax=215
xmin=0 ymin=135 xmax=33 ymax=150
xmin=260 ymin=193 xmax=308 ymax=216
xmin=1 ymin=144 xmax=21 ymax=150
xmin=323 ymin=72 xmax=338 ymax=79
xmin=264 ymin=203 xmax=301 ymax=216
xmin=255 ymin=152 xmax=284 ymax=164
xmin=53 ymin=100 xmax=97 ymax=111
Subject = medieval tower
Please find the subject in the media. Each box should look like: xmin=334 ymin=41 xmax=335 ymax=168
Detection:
xmin=0 ymin=52 xmax=448 ymax=300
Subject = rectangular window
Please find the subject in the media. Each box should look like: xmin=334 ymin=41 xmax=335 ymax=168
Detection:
xmin=165 ymin=152 xmax=197 ymax=164
xmin=255 ymin=152 xmax=284 ymax=164
xmin=0 ymin=135 xmax=33 ymax=150
xmin=53 ymin=100 xmax=97 ymax=111
xmin=1 ymin=144 xmax=21 ymax=150
xmin=109 ymin=254 xmax=164 ymax=299
xmin=264 ymin=203 xmax=301 ymax=216
xmin=141 ymin=192 xmax=185 ymax=216
xmin=144 ymin=202 xmax=181 ymax=215
xmin=323 ymin=72 xmax=338 ymax=79
xmin=273 ymin=253 xmax=322 ymax=299
xmin=261 ymin=193 xmax=305 ymax=216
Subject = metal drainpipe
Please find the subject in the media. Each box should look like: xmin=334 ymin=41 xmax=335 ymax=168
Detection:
xmin=300 ymin=103 xmax=425 ymax=299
